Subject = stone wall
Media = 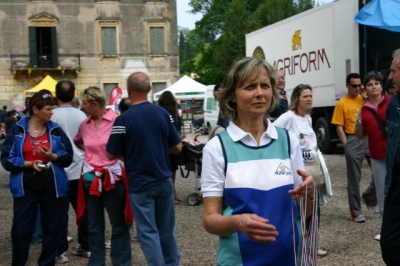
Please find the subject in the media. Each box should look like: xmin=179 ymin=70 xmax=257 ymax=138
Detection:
xmin=0 ymin=0 xmax=179 ymax=108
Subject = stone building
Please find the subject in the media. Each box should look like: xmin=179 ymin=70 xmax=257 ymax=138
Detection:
xmin=0 ymin=0 xmax=179 ymax=108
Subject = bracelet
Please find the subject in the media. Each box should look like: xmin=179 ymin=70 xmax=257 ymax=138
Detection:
xmin=307 ymin=199 xmax=315 ymax=203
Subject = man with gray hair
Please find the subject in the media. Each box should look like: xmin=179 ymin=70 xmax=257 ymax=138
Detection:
xmin=270 ymin=69 xmax=288 ymax=119
xmin=381 ymin=48 xmax=400 ymax=266
xmin=106 ymin=72 xmax=181 ymax=266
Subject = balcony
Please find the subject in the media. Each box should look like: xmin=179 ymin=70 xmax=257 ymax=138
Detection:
xmin=10 ymin=54 xmax=81 ymax=73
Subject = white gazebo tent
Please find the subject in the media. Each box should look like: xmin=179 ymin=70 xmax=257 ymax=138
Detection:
xmin=153 ymin=75 xmax=206 ymax=101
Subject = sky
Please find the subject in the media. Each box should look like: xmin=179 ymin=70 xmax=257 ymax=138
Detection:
xmin=177 ymin=0 xmax=334 ymax=30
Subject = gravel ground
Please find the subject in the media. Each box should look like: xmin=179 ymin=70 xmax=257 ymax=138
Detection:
xmin=0 ymin=151 xmax=386 ymax=265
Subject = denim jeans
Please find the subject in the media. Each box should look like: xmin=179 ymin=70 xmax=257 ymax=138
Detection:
xmin=86 ymin=181 xmax=131 ymax=266
xmin=129 ymin=178 xmax=180 ymax=266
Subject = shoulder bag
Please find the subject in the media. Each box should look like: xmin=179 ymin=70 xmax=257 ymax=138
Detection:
xmin=368 ymin=109 xmax=387 ymax=139
xmin=303 ymin=153 xmax=324 ymax=186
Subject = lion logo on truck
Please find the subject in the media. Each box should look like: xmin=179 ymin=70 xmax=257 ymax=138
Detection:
xmin=292 ymin=30 xmax=302 ymax=51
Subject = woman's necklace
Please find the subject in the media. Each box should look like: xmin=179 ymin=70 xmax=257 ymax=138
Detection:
xmin=29 ymin=123 xmax=46 ymax=155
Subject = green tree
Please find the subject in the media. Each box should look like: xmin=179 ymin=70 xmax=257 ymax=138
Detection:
xmin=178 ymin=27 xmax=207 ymax=77
xmin=187 ymin=0 xmax=316 ymax=84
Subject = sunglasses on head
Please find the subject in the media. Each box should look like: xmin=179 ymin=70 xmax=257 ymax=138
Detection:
xmin=83 ymin=87 xmax=101 ymax=94
xmin=296 ymin=84 xmax=312 ymax=90
xmin=42 ymin=93 xmax=52 ymax=99
xmin=349 ymin=84 xmax=362 ymax=88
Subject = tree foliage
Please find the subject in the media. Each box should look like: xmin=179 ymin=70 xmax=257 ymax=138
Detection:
xmin=178 ymin=27 xmax=206 ymax=78
xmin=179 ymin=0 xmax=316 ymax=84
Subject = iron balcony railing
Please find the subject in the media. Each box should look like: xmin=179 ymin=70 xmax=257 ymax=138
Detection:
xmin=10 ymin=54 xmax=81 ymax=71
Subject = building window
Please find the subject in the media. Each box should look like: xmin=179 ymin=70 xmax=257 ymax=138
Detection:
xmin=102 ymin=27 xmax=117 ymax=55
xmin=150 ymin=27 xmax=165 ymax=54
xmin=98 ymin=21 xmax=119 ymax=57
xmin=147 ymin=22 xmax=168 ymax=55
xmin=152 ymin=82 xmax=167 ymax=94
xmin=104 ymin=83 xmax=119 ymax=104
xmin=29 ymin=27 xmax=58 ymax=68
xmin=143 ymin=0 xmax=170 ymax=3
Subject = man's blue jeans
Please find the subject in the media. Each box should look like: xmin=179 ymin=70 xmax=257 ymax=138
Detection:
xmin=129 ymin=178 xmax=180 ymax=266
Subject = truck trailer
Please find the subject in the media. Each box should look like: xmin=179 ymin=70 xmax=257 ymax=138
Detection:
xmin=246 ymin=0 xmax=400 ymax=153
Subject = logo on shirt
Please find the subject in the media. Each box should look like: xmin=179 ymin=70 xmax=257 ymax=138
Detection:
xmin=169 ymin=115 xmax=175 ymax=124
xmin=275 ymin=162 xmax=292 ymax=176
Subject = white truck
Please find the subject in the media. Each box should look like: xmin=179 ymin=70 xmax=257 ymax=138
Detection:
xmin=246 ymin=0 xmax=400 ymax=153
xmin=203 ymin=85 xmax=218 ymax=130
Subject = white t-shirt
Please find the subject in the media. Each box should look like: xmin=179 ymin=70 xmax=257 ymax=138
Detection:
xmin=51 ymin=106 xmax=87 ymax=181
xmin=273 ymin=110 xmax=317 ymax=152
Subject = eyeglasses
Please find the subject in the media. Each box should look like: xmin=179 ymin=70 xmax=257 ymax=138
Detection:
xmin=42 ymin=93 xmax=52 ymax=99
xmin=349 ymin=84 xmax=362 ymax=88
xmin=277 ymin=75 xmax=285 ymax=80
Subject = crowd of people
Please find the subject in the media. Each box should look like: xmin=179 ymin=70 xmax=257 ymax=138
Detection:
xmin=0 ymin=48 xmax=399 ymax=266
xmin=0 ymin=72 xmax=181 ymax=266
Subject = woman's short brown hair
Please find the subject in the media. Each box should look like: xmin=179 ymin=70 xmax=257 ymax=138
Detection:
xmin=28 ymin=89 xmax=55 ymax=114
xmin=363 ymin=74 xmax=383 ymax=88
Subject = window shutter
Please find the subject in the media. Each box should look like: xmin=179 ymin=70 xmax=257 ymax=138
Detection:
xmin=50 ymin=27 xmax=58 ymax=68
xmin=29 ymin=27 xmax=38 ymax=67
xmin=102 ymin=27 xmax=117 ymax=55
xmin=150 ymin=27 xmax=164 ymax=54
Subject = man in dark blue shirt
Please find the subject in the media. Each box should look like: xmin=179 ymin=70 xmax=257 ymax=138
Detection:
xmin=381 ymin=48 xmax=400 ymax=266
xmin=107 ymin=72 xmax=182 ymax=266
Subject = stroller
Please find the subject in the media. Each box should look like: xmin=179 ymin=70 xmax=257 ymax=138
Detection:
xmin=192 ymin=114 xmax=209 ymax=135
xmin=178 ymin=140 xmax=206 ymax=206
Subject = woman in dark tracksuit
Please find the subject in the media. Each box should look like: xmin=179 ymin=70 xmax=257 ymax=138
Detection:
xmin=1 ymin=90 xmax=73 ymax=266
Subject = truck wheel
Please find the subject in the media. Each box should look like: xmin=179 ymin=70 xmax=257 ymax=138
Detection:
xmin=315 ymin=117 xmax=335 ymax=154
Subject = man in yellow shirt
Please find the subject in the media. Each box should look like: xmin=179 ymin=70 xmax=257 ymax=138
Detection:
xmin=332 ymin=73 xmax=377 ymax=223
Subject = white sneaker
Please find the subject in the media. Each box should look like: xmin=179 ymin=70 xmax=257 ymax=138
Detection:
xmin=55 ymin=252 xmax=69 ymax=264
xmin=353 ymin=214 xmax=366 ymax=223
xmin=71 ymin=246 xmax=91 ymax=258
xmin=317 ymin=249 xmax=327 ymax=256
xmin=370 ymin=205 xmax=380 ymax=214
xmin=67 ymin=236 xmax=73 ymax=242
xmin=374 ymin=234 xmax=381 ymax=241
xmin=105 ymin=240 xmax=111 ymax=249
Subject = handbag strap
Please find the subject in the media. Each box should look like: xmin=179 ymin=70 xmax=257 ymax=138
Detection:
xmin=368 ymin=108 xmax=387 ymax=139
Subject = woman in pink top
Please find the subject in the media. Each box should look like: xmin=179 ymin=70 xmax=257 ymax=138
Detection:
xmin=74 ymin=86 xmax=132 ymax=265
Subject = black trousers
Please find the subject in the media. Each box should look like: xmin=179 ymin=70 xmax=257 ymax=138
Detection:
xmin=12 ymin=186 xmax=68 ymax=266
xmin=381 ymin=175 xmax=400 ymax=266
